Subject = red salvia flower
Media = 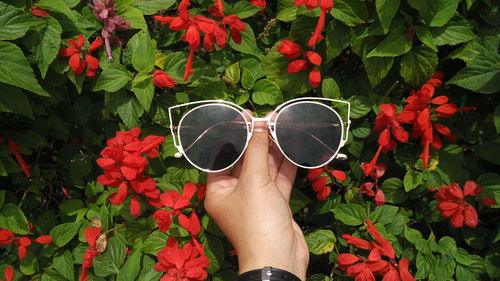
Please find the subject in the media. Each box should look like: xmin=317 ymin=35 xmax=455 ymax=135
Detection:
xmin=31 ymin=6 xmax=50 ymax=17
xmin=309 ymin=69 xmax=321 ymax=88
xmin=339 ymin=220 xmax=416 ymax=281
xmin=277 ymin=40 xmax=323 ymax=87
xmin=80 ymin=227 xmax=102 ymax=281
xmin=154 ymin=0 xmax=244 ymax=81
xmin=153 ymin=182 xmax=198 ymax=233
xmin=434 ymin=181 xmax=496 ymax=228
xmin=0 ymin=229 xmax=14 ymax=246
xmin=250 ymin=0 xmax=266 ymax=12
xmin=15 ymin=237 xmax=31 ymax=259
xmin=294 ymin=0 xmax=334 ymax=47
xmin=8 ymin=141 xmax=30 ymax=177
xmin=154 ymin=237 xmax=210 ymax=281
xmin=59 ymin=35 xmax=103 ymax=78
xmin=359 ymin=163 xmax=386 ymax=206
xmin=153 ymin=210 xmax=173 ymax=232
xmin=277 ymin=40 xmax=302 ymax=59
xmin=307 ymin=166 xmax=346 ymax=200
xmin=96 ymin=128 xmax=165 ymax=216
xmin=1 ymin=266 xmax=14 ymax=281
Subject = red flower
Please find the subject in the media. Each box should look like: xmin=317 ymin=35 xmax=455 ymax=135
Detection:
xmin=374 ymin=104 xmax=414 ymax=150
xmin=288 ymin=59 xmax=308 ymax=73
xmin=0 ymin=229 xmax=14 ymax=246
xmin=2 ymin=266 xmax=14 ymax=281
xmin=153 ymin=210 xmax=173 ymax=232
xmin=153 ymin=70 xmax=177 ymax=89
xmin=34 ymin=235 xmax=52 ymax=244
xmin=80 ymin=227 xmax=102 ymax=281
xmin=96 ymin=128 xmax=165 ymax=216
xmin=15 ymin=237 xmax=31 ymax=259
xmin=59 ymin=35 xmax=103 ymax=78
xmin=434 ymin=181 xmax=496 ymax=228
xmin=307 ymin=167 xmax=346 ymax=200
xmin=197 ymin=182 xmax=206 ymax=201
xmin=339 ymin=220 xmax=416 ymax=281
xmin=8 ymin=141 xmax=30 ymax=177
xmin=309 ymin=69 xmax=321 ymax=88
xmin=179 ymin=212 xmax=201 ymax=236
xmin=277 ymin=40 xmax=302 ymax=59
xmin=160 ymin=182 xmax=197 ymax=211
xmin=359 ymin=163 xmax=386 ymax=206
xmin=294 ymin=0 xmax=334 ymax=47
xmin=154 ymin=237 xmax=210 ymax=281
xmin=31 ymin=6 xmax=50 ymax=17
xmin=250 ymin=0 xmax=266 ymax=11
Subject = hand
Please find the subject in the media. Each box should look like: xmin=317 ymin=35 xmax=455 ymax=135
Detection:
xmin=204 ymin=114 xmax=309 ymax=280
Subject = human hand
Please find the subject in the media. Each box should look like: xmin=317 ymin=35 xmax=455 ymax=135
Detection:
xmin=204 ymin=113 xmax=309 ymax=280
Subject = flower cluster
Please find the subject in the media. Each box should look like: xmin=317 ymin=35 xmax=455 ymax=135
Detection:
xmin=359 ymin=163 xmax=387 ymax=206
xmin=59 ymin=35 xmax=103 ymax=78
xmin=339 ymin=220 xmax=415 ymax=281
xmin=0 ymin=227 xmax=52 ymax=259
xmin=88 ymin=0 xmax=131 ymax=60
xmin=362 ymin=72 xmax=476 ymax=184
xmin=153 ymin=69 xmax=177 ymax=89
xmin=154 ymin=237 xmax=210 ymax=281
xmin=154 ymin=0 xmax=245 ymax=81
xmin=96 ymin=128 xmax=166 ymax=216
xmin=277 ymin=40 xmax=323 ymax=88
xmin=433 ymin=181 xmax=496 ymax=228
xmin=1 ymin=266 xmax=13 ymax=281
xmin=80 ymin=226 xmax=106 ymax=281
xmin=8 ymin=141 xmax=30 ymax=177
xmin=306 ymin=166 xmax=346 ymax=200
xmin=293 ymin=0 xmax=334 ymax=47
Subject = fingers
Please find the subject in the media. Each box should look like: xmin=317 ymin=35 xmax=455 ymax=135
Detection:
xmin=268 ymin=142 xmax=284 ymax=181
xmin=239 ymin=119 xmax=271 ymax=186
xmin=275 ymin=157 xmax=297 ymax=202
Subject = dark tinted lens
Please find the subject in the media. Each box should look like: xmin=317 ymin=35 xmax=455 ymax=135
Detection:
xmin=275 ymin=102 xmax=342 ymax=168
xmin=179 ymin=105 xmax=248 ymax=171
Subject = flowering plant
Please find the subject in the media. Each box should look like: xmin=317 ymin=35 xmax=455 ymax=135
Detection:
xmin=0 ymin=0 xmax=499 ymax=280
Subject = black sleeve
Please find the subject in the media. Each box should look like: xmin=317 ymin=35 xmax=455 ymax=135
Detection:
xmin=237 ymin=267 xmax=303 ymax=281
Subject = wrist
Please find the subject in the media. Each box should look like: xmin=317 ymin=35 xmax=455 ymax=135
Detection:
xmin=238 ymin=267 xmax=302 ymax=281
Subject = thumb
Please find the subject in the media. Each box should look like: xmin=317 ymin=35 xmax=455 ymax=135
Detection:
xmin=239 ymin=121 xmax=271 ymax=186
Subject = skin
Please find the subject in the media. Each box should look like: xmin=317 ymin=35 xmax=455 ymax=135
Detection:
xmin=204 ymin=112 xmax=310 ymax=280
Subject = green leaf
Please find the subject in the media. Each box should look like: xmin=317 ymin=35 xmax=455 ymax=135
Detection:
xmin=0 ymin=203 xmax=29 ymax=234
xmin=229 ymin=23 xmax=263 ymax=59
xmin=50 ymin=222 xmax=81 ymax=247
xmin=332 ymin=203 xmax=367 ymax=226
xmin=263 ymin=42 xmax=311 ymax=96
xmin=289 ymin=16 xmax=318 ymax=46
xmin=366 ymin=26 xmax=412 ymax=57
xmin=0 ymin=83 xmax=34 ymax=119
xmin=437 ymin=236 xmax=457 ymax=256
xmin=289 ymin=188 xmax=312 ymax=214
xmin=321 ymin=77 xmax=341 ymax=99
xmin=252 ymin=79 xmax=283 ymax=105
xmin=431 ymin=15 xmax=475 ymax=46
xmin=116 ymin=250 xmax=142 ymax=281
xmin=415 ymin=252 xmax=436 ymax=279
xmin=131 ymin=72 xmax=154 ymax=111
xmin=94 ymin=237 xmax=127 ymax=277
xmin=241 ymin=68 xmax=255 ymax=90
xmin=447 ymin=36 xmax=500 ymax=94
xmin=141 ymin=230 xmax=167 ymax=255
xmin=59 ymin=199 xmax=84 ymax=216
xmin=348 ymin=95 xmax=371 ymax=119
xmin=456 ymin=264 xmax=476 ymax=281
xmin=404 ymin=225 xmax=423 ymax=244
xmin=305 ymin=230 xmax=336 ymax=255
xmin=130 ymin=30 xmax=155 ymax=72
xmin=407 ymin=0 xmax=460 ymax=27
xmin=20 ymin=253 xmax=39 ymax=275
xmin=371 ymin=205 xmax=398 ymax=225
xmin=225 ymin=62 xmax=241 ymax=84
xmin=331 ymin=0 xmax=368 ymax=27
xmin=325 ymin=20 xmax=350 ymax=61
xmin=363 ymin=57 xmax=393 ymax=86
xmin=24 ymin=17 xmax=62 ymax=78
xmin=380 ymin=178 xmax=408 ymax=203
xmin=474 ymin=140 xmax=500 ymax=165
xmin=0 ymin=41 xmax=50 ymax=96
xmin=94 ymin=64 xmax=133 ymax=92
xmin=193 ymin=80 xmax=226 ymax=100
xmin=0 ymin=190 xmax=4 ymax=209
xmin=403 ymin=168 xmax=425 ymax=191
xmin=116 ymin=94 xmax=145 ymax=129
xmin=0 ymin=2 xmax=42 ymax=40
xmin=132 ymin=0 xmax=176 ymax=15
xmin=277 ymin=0 xmax=299 ymax=22
xmin=53 ymin=251 xmax=75 ymax=281
xmin=204 ymin=235 xmax=224 ymax=274
xmin=494 ymin=105 xmax=500 ymax=134
xmin=37 ymin=0 xmax=80 ymax=25
xmin=230 ymin=1 xmax=261 ymax=19
xmin=414 ymin=26 xmax=438 ymax=52
xmin=116 ymin=5 xmax=147 ymax=30
xmin=375 ymin=0 xmax=400 ymax=34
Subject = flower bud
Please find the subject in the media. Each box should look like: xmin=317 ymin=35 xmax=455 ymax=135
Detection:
xmin=95 ymin=234 xmax=107 ymax=253
xmin=90 ymin=218 xmax=102 ymax=229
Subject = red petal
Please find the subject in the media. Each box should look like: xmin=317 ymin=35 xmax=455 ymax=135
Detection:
xmin=338 ymin=253 xmax=361 ymax=269
xmin=160 ymin=190 xmax=181 ymax=208
xmin=450 ymin=213 xmax=464 ymax=228
xmin=479 ymin=198 xmax=496 ymax=206
xmin=308 ymin=168 xmax=324 ymax=181
xmin=59 ymin=48 xmax=80 ymax=57
xmin=306 ymin=51 xmax=322 ymax=65
xmin=69 ymin=54 xmax=86 ymax=75
xmin=287 ymin=59 xmax=307 ymax=73
xmin=18 ymin=246 xmax=28 ymax=259
xmin=120 ymin=166 xmax=137 ymax=181
xmin=379 ymin=104 xmax=396 ymax=117
xmin=374 ymin=188 xmax=385 ymax=206
xmin=130 ymin=196 xmax=141 ymax=216
xmin=378 ymin=128 xmax=391 ymax=147
xmin=312 ymin=176 xmax=328 ymax=192
xmin=84 ymin=227 xmax=101 ymax=246
xmin=437 ymin=202 xmax=460 ymax=217
xmin=316 ymin=185 xmax=331 ymax=200
xmin=89 ymin=36 xmax=103 ymax=51
xmin=341 ymin=234 xmax=372 ymax=250
xmin=434 ymin=123 xmax=451 ymax=136
xmin=309 ymin=68 xmax=321 ymax=88
xmin=463 ymin=180 xmax=483 ymax=196
xmin=430 ymin=96 xmax=448 ymax=105
xmin=464 ymin=205 xmax=478 ymax=228
xmin=330 ymin=170 xmax=346 ymax=181
xmin=4 ymin=266 xmax=14 ymax=281
xmin=34 ymin=235 xmax=52 ymax=244
xmin=435 ymin=104 xmax=458 ymax=115
xmin=68 ymin=34 xmax=85 ymax=49
xmin=96 ymin=158 xmax=116 ymax=170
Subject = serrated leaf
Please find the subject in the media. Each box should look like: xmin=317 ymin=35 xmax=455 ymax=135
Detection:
xmin=230 ymin=1 xmax=261 ymax=19
xmin=116 ymin=4 xmax=147 ymax=30
xmin=94 ymin=63 xmax=132 ymax=92
xmin=225 ymin=62 xmax=240 ymax=84
xmin=94 ymin=237 xmax=126 ymax=277
xmin=0 ymin=2 xmax=42 ymax=40
xmin=131 ymin=72 xmax=154 ymax=111
xmin=241 ymin=68 xmax=255 ymax=90
xmin=130 ymin=30 xmax=155 ymax=72
xmin=363 ymin=57 xmax=393 ymax=86
xmin=375 ymin=0 xmax=400 ymax=34
xmin=252 ymin=79 xmax=283 ymax=105
xmin=305 ymin=230 xmax=336 ymax=255
xmin=116 ymin=250 xmax=142 ymax=281
xmin=367 ymin=26 xmax=412 ymax=57
xmin=0 ymin=41 xmax=50 ymax=96
xmin=331 ymin=0 xmax=368 ymax=27
xmin=380 ymin=178 xmax=408 ymax=203
xmin=321 ymin=77 xmax=341 ymax=99
xmin=116 ymin=94 xmax=145 ymax=129
xmin=277 ymin=0 xmax=299 ymax=22
xmin=53 ymin=251 xmax=74 ymax=281
xmin=348 ymin=95 xmax=371 ymax=119
xmin=332 ymin=203 xmax=367 ymax=226
xmin=50 ymin=222 xmax=81 ymax=247
xmin=414 ymin=26 xmax=438 ymax=52
xmin=325 ymin=20 xmax=350 ymax=61
xmin=431 ymin=15 xmax=475 ymax=46
xmin=0 ymin=203 xmax=29 ymax=234
xmin=132 ymin=0 xmax=176 ymax=15
xmin=229 ymin=23 xmax=263 ymax=59
xmin=0 ymin=83 xmax=34 ymax=119
xmin=141 ymin=231 xmax=168 ymax=255
xmin=407 ymin=0 xmax=460 ymax=27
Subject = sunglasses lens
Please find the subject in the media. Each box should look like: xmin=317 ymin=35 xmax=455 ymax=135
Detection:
xmin=275 ymin=102 xmax=342 ymax=168
xmin=178 ymin=105 xmax=248 ymax=171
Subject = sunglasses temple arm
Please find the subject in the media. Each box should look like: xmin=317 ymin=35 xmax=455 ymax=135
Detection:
xmin=343 ymin=102 xmax=351 ymax=144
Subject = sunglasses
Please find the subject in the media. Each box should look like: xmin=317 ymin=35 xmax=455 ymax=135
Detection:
xmin=168 ymin=97 xmax=351 ymax=173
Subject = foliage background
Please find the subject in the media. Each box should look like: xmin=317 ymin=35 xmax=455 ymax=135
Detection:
xmin=0 ymin=0 xmax=499 ymax=280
